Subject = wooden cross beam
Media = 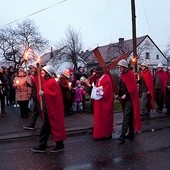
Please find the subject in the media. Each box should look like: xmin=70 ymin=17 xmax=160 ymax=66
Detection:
xmin=93 ymin=47 xmax=128 ymax=94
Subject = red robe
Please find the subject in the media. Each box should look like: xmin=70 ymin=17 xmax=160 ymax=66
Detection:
xmin=93 ymin=74 xmax=114 ymax=139
xmin=153 ymin=70 xmax=168 ymax=96
xmin=121 ymin=70 xmax=141 ymax=132
xmin=140 ymin=70 xmax=154 ymax=110
xmin=32 ymin=74 xmax=45 ymax=102
xmin=43 ymin=78 xmax=66 ymax=142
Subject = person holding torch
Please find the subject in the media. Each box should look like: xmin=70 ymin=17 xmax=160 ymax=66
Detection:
xmin=31 ymin=65 xmax=66 ymax=153
xmin=23 ymin=62 xmax=44 ymax=130
xmin=59 ymin=69 xmax=73 ymax=116
xmin=13 ymin=67 xmax=32 ymax=118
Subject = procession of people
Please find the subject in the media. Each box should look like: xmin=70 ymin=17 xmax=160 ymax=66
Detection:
xmin=0 ymin=59 xmax=170 ymax=153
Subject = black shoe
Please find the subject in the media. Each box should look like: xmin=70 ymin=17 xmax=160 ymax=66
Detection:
xmin=118 ymin=136 xmax=125 ymax=143
xmin=101 ymin=135 xmax=112 ymax=140
xmin=158 ymin=110 xmax=162 ymax=114
xmin=50 ymin=145 xmax=64 ymax=153
xmin=125 ymin=132 xmax=135 ymax=140
xmin=23 ymin=125 xmax=34 ymax=130
xmin=1 ymin=112 xmax=6 ymax=117
xmin=141 ymin=113 xmax=147 ymax=117
xmin=165 ymin=112 xmax=170 ymax=115
xmin=31 ymin=146 xmax=46 ymax=153
xmin=23 ymin=114 xmax=29 ymax=118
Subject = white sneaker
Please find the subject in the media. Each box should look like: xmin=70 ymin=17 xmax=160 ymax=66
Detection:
xmin=17 ymin=104 xmax=19 ymax=107
xmin=14 ymin=104 xmax=17 ymax=108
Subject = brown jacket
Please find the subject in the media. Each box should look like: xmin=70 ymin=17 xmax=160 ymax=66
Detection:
xmin=14 ymin=75 xmax=32 ymax=101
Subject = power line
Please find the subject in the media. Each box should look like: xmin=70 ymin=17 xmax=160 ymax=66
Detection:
xmin=2 ymin=0 xmax=67 ymax=27
xmin=141 ymin=0 xmax=152 ymax=37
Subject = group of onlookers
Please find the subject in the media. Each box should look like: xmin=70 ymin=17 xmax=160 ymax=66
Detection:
xmin=0 ymin=64 xmax=90 ymax=119
xmin=0 ymin=66 xmax=17 ymax=117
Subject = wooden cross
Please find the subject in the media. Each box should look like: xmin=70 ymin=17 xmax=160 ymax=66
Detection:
xmin=93 ymin=47 xmax=128 ymax=94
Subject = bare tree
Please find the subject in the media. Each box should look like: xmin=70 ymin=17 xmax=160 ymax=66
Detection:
xmin=0 ymin=19 xmax=49 ymax=68
xmin=107 ymin=39 xmax=130 ymax=61
xmin=0 ymin=27 xmax=21 ymax=68
xmin=57 ymin=25 xmax=83 ymax=70
xmin=17 ymin=19 xmax=48 ymax=52
xmin=164 ymin=39 xmax=170 ymax=59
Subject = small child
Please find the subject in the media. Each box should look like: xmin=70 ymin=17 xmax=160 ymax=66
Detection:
xmin=72 ymin=80 xmax=86 ymax=113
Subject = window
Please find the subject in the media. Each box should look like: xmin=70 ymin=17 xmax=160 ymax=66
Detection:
xmin=156 ymin=55 xmax=159 ymax=59
xmin=145 ymin=52 xmax=150 ymax=59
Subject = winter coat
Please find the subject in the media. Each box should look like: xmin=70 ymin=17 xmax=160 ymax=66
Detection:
xmin=14 ymin=75 xmax=32 ymax=101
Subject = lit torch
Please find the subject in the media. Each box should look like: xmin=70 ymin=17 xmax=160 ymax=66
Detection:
xmin=57 ymin=74 xmax=60 ymax=79
xmin=16 ymin=80 xmax=20 ymax=89
xmin=16 ymin=80 xmax=19 ymax=85
xmin=68 ymin=82 xmax=72 ymax=89
xmin=36 ymin=56 xmax=43 ymax=113
xmin=55 ymin=74 xmax=60 ymax=82
xmin=23 ymin=48 xmax=29 ymax=77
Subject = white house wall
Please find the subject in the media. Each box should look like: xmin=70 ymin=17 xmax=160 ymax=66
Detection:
xmin=129 ymin=36 xmax=167 ymax=67
xmin=139 ymin=37 xmax=166 ymax=66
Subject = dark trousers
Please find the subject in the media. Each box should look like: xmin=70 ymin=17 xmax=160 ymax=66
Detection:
xmin=141 ymin=92 xmax=150 ymax=115
xmin=18 ymin=100 xmax=29 ymax=117
xmin=29 ymin=98 xmax=40 ymax=127
xmin=9 ymin=88 xmax=16 ymax=105
xmin=155 ymin=89 xmax=164 ymax=111
xmin=0 ymin=95 xmax=6 ymax=113
xmin=82 ymin=95 xmax=86 ymax=112
xmin=39 ymin=110 xmax=51 ymax=148
xmin=121 ymin=100 xmax=134 ymax=137
xmin=166 ymin=90 xmax=170 ymax=113
xmin=64 ymin=98 xmax=72 ymax=115
xmin=39 ymin=107 xmax=63 ymax=149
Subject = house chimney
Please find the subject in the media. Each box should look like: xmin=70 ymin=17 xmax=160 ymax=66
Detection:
xmin=119 ymin=38 xmax=124 ymax=43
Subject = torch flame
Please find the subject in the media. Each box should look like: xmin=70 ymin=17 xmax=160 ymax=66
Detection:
xmin=68 ymin=82 xmax=72 ymax=87
xmin=16 ymin=80 xmax=19 ymax=84
xmin=24 ymin=49 xmax=29 ymax=61
xmin=37 ymin=56 xmax=41 ymax=63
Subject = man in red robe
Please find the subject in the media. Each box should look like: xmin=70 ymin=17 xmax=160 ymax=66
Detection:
xmin=92 ymin=66 xmax=114 ymax=140
xmin=31 ymin=65 xmax=66 ymax=153
xmin=153 ymin=63 xmax=167 ymax=114
xmin=139 ymin=62 xmax=154 ymax=117
xmin=116 ymin=59 xmax=141 ymax=143
xmin=165 ymin=66 xmax=170 ymax=115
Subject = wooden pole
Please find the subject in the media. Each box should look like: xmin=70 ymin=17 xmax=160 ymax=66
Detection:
xmin=23 ymin=48 xmax=29 ymax=77
xmin=36 ymin=58 xmax=43 ymax=112
xmin=131 ymin=0 xmax=137 ymax=73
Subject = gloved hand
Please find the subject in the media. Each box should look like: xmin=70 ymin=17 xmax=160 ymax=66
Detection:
xmin=115 ymin=95 xmax=118 ymax=99
xmin=39 ymin=90 xmax=44 ymax=96
xmin=121 ymin=94 xmax=126 ymax=99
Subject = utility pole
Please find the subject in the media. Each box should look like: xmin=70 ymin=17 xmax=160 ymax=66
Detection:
xmin=131 ymin=0 xmax=137 ymax=73
xmin=50 ymin=47 xmax=54 ymax=58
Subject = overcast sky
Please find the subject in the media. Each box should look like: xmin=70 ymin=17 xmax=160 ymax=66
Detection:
xmin=1 ymin=0 xmax=170 ymax=52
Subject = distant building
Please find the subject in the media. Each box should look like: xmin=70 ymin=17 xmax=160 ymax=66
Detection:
xmin=40 ymin=47 xmax=86 ymax=74
xmin=82 ymin=35 xmax=168 ymax=73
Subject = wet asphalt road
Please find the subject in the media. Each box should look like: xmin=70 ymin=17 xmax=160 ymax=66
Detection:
xmin=0 ymin=118 xmax=170 ymax=170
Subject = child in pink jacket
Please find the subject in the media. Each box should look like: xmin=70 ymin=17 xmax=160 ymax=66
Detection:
xmin=72 ymin=80 xmax=86 ymax=113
